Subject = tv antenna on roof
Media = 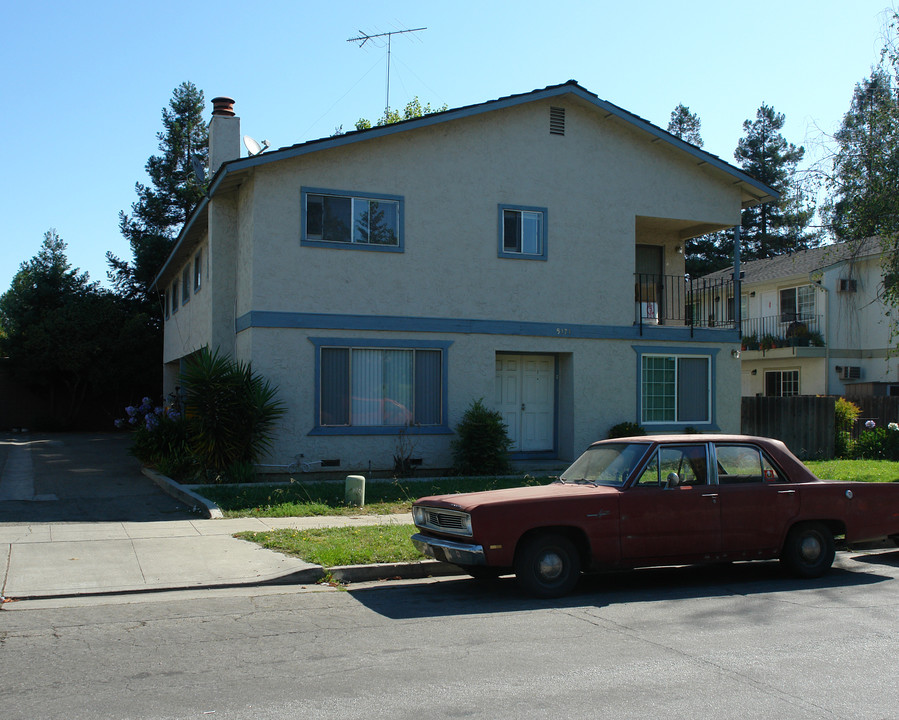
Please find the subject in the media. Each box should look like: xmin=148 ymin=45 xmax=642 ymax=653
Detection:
xmin=347 ymin=26 xmax=426 ymax=119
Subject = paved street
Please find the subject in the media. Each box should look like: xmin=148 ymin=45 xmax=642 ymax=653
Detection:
xmin=3 ymin=551 xmax=899 ymax=719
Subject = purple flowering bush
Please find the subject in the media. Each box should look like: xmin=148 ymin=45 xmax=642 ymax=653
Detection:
xmin=116 ymin=397 xmax=194 ymax=480
xmin=853 ymin=421 xmax=899 ymax=460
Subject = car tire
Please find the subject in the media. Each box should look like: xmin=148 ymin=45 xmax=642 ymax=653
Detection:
xmin=514 ymin=533 xmax=581 ymax=598
xmin=781 ymin=522 xmax=835 ymax=578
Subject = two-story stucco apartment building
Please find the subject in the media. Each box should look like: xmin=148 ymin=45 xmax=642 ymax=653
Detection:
xmin=155 ymin=81 xmax=777 ymax=473
xmin=705 ymin=238 xmax=896 ymax=398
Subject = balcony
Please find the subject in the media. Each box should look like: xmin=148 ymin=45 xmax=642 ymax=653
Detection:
xmin=634 ymin=274 xmax=736 ymax=334
xmin=740 ymin=314 xmax=825 ymax=350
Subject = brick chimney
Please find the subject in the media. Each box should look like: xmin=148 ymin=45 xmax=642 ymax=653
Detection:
xmin=208 ymin=96 xmax=239 ymax=175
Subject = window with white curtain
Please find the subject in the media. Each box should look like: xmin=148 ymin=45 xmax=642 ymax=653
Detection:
xmin=319 ymin=346 xmax=442 ymax=427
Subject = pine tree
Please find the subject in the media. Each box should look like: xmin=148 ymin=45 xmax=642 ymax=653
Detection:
xmin=826 ymin=69 xmax=899 ymax=242
xmin=667 ymin=103 xmax=704 ymax=147
xmin=107 ymin=82 xmax=208 ymax=304
xmin=734 ymin=104 xmax=817 ymax=260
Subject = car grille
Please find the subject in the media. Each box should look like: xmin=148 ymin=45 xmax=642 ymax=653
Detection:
xmin=426 ymin=510 xmax=466 ymax=530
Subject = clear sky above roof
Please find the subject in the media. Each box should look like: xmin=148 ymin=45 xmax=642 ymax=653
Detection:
xmin=1 ymin=0 xmax=893 ymax=292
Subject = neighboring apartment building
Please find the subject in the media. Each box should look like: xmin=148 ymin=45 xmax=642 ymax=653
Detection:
xmin=705 ymin=238 xmax=896 ymax=397
xmin=154 ymin=81 xmax=776 ymax=473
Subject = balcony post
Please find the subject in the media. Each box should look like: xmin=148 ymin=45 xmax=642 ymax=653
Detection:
xmin=733 ymin=225 xmax=742 ymax=339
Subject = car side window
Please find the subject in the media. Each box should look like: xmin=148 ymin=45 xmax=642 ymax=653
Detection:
xmin=715 ymin=444 xmax=782 ymax=483
xmin=636 ymin=445 xmax=708 ymax=487
xmin=636 ymin=451 xmax=660 ymax=486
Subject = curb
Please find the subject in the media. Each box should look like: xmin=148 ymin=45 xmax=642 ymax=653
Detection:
xmin=142 ymin=467 xmax=223 ymax=519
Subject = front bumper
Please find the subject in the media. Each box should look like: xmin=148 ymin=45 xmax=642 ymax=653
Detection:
xmin=411 ymin=533 xmax=486 ymax=566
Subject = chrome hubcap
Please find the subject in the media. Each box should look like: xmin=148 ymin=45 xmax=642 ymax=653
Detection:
xmin=537 ymin=551 xmax=564 ymax=581
xmin=799 ymin=535 xmax=822 ymax=563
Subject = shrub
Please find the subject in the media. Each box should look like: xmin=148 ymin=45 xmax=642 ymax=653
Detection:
xmin=118 ymin=398 xmax=194 ymax=481
xmin=834 ymin=397 xmax=861 ymax=458
xmin=451 ymin=398 xmax=512 ymax=475
xmin=607 ymin=421 xmax=646 ymax=439
xmin=181 ymin=348 xmax=286 ymax=478
xmin=853 ymin=424 xmax=899 ymax=460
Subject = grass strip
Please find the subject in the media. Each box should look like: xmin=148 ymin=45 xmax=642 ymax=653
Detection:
xmin=236 ymin=524 xmax=424 ymax=567
xmin=201 ymin=476 xmax=552 ymax=518
xmin=805 ymin=459 xmax=899 ymax=483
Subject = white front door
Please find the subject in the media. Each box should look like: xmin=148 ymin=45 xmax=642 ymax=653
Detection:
xmin=495 ymin=354 xmax=555 ymax=452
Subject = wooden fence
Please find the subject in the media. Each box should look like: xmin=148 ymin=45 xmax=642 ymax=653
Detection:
xmin=741 ymin=396 xmax=835 ymax=460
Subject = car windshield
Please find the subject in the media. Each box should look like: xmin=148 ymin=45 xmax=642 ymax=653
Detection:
xmin=559 ymin=443 xmax=650 ymax=486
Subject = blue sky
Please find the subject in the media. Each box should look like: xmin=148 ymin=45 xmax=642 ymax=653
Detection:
xmin=1 ymin=0 xmax=894 ymax=292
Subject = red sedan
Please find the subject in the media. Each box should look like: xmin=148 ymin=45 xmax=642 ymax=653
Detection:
xmin=412 ymin=435 xmax=899 ymax=597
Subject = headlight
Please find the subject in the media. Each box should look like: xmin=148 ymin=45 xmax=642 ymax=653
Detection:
xmin=412 ymin=505 xmax=426 ymax=526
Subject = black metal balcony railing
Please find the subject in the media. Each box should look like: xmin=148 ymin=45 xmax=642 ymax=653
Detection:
xmin=634 ymin=274 xmax=736 ymax=335
xmin=740 ymin=314 xmax=825 ymax=349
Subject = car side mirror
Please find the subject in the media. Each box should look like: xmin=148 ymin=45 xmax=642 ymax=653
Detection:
xmin=665 ymin=472 xmax=681 ymax=489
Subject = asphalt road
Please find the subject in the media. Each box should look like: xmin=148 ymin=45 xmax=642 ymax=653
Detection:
xmin=3 ymin=549 xmax=899 ymax=719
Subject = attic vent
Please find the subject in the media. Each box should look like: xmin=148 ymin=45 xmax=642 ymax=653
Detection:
xmin=550 ymin=106 xmax=566 ymax=135
xmin=839 ymin=278 xmax=858 ymax=292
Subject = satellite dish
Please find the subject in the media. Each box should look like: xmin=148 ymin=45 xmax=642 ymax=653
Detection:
xmin=244 ymin=135 xmax=270 ymax=156
xmin=190 ymin=157 xmax=206 ymax=182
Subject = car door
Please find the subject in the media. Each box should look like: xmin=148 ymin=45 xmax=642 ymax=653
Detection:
xmin=714 ymin=443 xmax=801 ymax=555
xmin=618 ymin=443 xmax=722 ymax=562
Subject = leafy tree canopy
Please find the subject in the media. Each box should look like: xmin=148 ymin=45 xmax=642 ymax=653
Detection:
xmin=355 ymin=96 xmax=448 ymax=131
xmin=1 ymin=230 xmax=158 ymax=427
xmin=108 ymin=81 xmax=208 ymax=303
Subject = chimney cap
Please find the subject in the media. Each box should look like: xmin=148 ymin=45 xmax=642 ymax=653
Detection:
xmin=211 ymin=96 xmax=236 ymax=117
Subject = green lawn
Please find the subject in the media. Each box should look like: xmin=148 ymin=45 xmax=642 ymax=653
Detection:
xmin=200 ymin=475 xmax=553 ymax=518
xmin=805 ymin=459 xmax=899 ymax=483
xmin=236 ymin=524 xmax=424 ymax=567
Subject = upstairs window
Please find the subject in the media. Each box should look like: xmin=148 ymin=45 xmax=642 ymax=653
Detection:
xmin=780 ymin=285 xmax=815 ymax=323
xmin=302 ymin=188 xmax=402 ymax=251
xmin=194 ymin=251 xmax=203 ymax=293
xmin=181 ymin=267 xmax=190 ymax=305
xmin=171 ymin=280 xmax=179 ymax=314
xmin=498 ymin=205 xmax=547 ymax=260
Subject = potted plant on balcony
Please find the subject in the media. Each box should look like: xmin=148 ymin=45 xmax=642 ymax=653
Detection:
xmin=786 ymin=321 xmax=811 ymax=347
xmin=741 ymin=333 xmax=760 ymax=351
xmin=759 ymin=334 xmax=780 ymax=351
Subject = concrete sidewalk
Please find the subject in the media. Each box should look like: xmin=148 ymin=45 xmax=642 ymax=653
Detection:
xmin=0 ymin=512 xmax=454 ymax=600
xmin=0 ymin=433 xmax=456 ymax=601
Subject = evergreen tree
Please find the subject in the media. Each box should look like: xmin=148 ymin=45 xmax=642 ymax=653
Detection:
xmin=666 ymin=103 xmax=731 ymax=275
xmin=826 ymin=68 xmax=899 ymax=242
xmin=734 ymin=104 xmax=817 ymax=260
xmin=667 ymin=103 xmax=704 ymax=147
xmin=107 ymin=81 xmax=208 ymax=304
xmin=1 ymin=231 xmax=158 ymax=427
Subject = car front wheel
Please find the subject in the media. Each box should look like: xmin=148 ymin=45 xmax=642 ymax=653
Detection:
xmin=781 ymin=522 xmax=835 ymax=578
xmin=514 ymin=533 xmax=581 ymax=598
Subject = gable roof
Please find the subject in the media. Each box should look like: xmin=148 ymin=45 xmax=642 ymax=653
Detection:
xmin=155 ymin=80 xmax=780 ymax=289
xmin=703 ymin=237 xmax=883 ymax=285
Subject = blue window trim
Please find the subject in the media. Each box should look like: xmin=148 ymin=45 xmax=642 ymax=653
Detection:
xmin=308 ymin=337 xmax=452 ymax=436
xmin=498 ymin=204 xmax=548 ymax=261
xmin=301 ymin=186 xmax=404 ymax=253
xmin=633 ymin=345 xmax=720 ymax=432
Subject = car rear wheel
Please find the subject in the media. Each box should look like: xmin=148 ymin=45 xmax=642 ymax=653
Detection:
xmin=781 ymin=522 xmax=835 ymax=578
xmin=514 ymin=533 xmax=581 ymax=598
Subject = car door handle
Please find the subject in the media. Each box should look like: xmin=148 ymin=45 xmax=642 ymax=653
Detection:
xmin=777 ymin=490 xmax=796 ymax=495
xmin=702 ymin=493 xmax=719 ymax=503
